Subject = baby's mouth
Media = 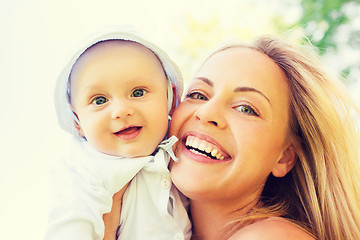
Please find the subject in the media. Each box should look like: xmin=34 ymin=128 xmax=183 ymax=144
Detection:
xmin=115 ymin=126 xmax=141 ymax=134
xmin=114 ymin=126 xmax=142 ymax=139
xmin=185 ymin=135 xmax=230 ymax=160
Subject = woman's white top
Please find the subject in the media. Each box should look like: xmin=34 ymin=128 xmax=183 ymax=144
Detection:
xmin=44 ymin=136 xmax=191 ymax=240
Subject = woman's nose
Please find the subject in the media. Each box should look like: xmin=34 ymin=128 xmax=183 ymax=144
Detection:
xmin=111 ymin=100 xmax=135 ymax=119
xmin=194 ymin=98 xmax=226 ymax=129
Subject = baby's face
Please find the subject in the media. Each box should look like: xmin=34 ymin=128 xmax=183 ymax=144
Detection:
xmin=70 ymin=41 xmax=169 ymax=157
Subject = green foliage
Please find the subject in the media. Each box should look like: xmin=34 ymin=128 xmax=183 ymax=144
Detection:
xmin=297 ymin=0 xmax=352 ymax=54
xmin=172 ymin=0 xmax=360 ymax=85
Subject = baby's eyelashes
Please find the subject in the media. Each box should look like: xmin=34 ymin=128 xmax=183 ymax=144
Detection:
xmin=131 ymin=88 xmax=148 ymax=98
xmin=90 ymin=96 xmax=108 ymax=105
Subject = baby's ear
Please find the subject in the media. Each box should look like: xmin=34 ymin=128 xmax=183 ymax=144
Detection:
xmin=169 ymin=83 xmax=177 ymax=116
xmin=73 ymin=119 xmax=85 ymax=137
xmin=271 ymin=144 xmax=297 ymax=178
xmin=71 ymin=105 xmax=85 ymax=137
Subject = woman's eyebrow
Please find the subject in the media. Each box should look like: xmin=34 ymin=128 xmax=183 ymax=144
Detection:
xmin=234 ymin=86 xmax=271 ymax=104
xmin=196 ymin=77 xmax=214 ymax=87
xmin=195 ymin=77 xmax=270 ymax=104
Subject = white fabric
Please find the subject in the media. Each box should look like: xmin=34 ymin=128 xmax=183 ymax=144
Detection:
xmin=44 ymin=136 xmax=191 ymax=240
xmin=54 ymin=30 xmax=184 ymax=138
xmin=118 ymin=137 xmax=191 ymax=240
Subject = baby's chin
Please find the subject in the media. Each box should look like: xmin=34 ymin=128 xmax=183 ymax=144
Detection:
xmin=111 ymin=147 xmax=159 ymax=158
xmin=89 ymin=141 xmax=156 ymax=158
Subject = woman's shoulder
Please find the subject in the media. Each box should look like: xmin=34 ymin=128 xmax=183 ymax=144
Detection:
xmin=229 ymin=217 xmax=316 ymax=240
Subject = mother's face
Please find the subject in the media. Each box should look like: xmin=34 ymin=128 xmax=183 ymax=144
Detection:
xmin=170 ymin=47 xmax=296 ymax=207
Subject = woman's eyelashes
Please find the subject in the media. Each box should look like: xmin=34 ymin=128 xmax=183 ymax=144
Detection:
xmin=186 ymin=91 xmax=208 ymax=101
xmin=235 ymin=104 xmax=259 ymax=116
xmin=186 ymin=90 xmax=260 ymax=117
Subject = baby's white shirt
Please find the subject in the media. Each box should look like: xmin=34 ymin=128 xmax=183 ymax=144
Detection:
xmin=44 ymin=137 xmax=191 ymax=240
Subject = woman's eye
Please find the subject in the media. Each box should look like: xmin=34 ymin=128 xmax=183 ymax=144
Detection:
xmin=186 ymin=92 xmax=208 ymax=101
xmin=236 ymin=105 xmax=259 ymax=116
xmin=91 ymin=96 xmax=108 ymax=105
xmin=131 ymin=89 xmax=147 ymax=97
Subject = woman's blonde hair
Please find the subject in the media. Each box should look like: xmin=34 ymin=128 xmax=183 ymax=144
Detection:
xmin=216 ymin=36 xmax=360 ymax=239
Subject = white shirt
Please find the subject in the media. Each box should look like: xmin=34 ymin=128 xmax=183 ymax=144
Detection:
xmin=44 ymin=136 xmax=191 ymax=240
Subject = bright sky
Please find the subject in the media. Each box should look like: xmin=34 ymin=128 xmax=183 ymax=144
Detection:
xmin=1 ymin=0 xmax=357 ymax=239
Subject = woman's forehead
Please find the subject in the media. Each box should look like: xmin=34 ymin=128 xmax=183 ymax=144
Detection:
xmin=207 ymin=46 xmax=275 ymax=69
xmin=197 ymin=47 xmax=286 ymax=86
xmin=193 ymin=46 xmax=290 ymax=107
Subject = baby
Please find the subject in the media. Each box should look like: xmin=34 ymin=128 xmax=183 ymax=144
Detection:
xmin=44 ymin=31 xmax=191 ymax=240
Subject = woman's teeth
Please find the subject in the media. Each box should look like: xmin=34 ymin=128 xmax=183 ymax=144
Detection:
xmin=185 ymin=135 xmax=226 ymax=160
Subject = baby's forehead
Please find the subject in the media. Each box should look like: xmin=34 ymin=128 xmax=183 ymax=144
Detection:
xmin=70 ymin=39 xmax=164 ymax=80
xmin=78 ymin=40 xmax=155 ymax=63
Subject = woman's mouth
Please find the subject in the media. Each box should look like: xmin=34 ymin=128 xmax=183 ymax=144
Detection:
xmin=184 ymin=135 xmax=230 ymax=161
xmin=114 ymin=126 xmax=142 ymax=140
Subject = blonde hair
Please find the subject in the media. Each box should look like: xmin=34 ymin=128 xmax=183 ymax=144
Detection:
xmin=216 ymin=36 xmax=360 ymax=239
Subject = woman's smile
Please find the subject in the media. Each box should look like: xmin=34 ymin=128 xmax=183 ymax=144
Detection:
xmin=181 ymin=131 xmax=231 ymax=163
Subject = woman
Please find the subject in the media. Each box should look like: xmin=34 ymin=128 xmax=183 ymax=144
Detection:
xmin=169 ymin=36 xmax=360 ymax=240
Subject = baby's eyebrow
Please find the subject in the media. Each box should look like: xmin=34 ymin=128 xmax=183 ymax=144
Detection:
xmin=234 ymin=86 xmax=271 ymax=104
xmin=81 ymin=83 xmax=103 ymax=91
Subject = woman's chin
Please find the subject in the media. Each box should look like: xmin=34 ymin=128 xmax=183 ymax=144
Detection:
xmin=171 ymin=156 xmax=222 ymax=198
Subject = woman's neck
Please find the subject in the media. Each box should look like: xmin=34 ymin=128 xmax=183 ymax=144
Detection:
xmin=190 ymin=198 xmax=259 ymax=240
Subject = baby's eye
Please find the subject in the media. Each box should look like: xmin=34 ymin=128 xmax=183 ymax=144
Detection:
xmin=236 ymin=105 xmax=259 ymax=116
xmin=91 ymin=96 xmax=108 ymax=105
xmin=131 ymin=88 xmax=147 ymax=97
xmin=186 ymin=92 xmax=208 ymax=101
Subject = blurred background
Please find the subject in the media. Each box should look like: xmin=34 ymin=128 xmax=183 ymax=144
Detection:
xmin=1 ymin=0 xmax=359 ymax=239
